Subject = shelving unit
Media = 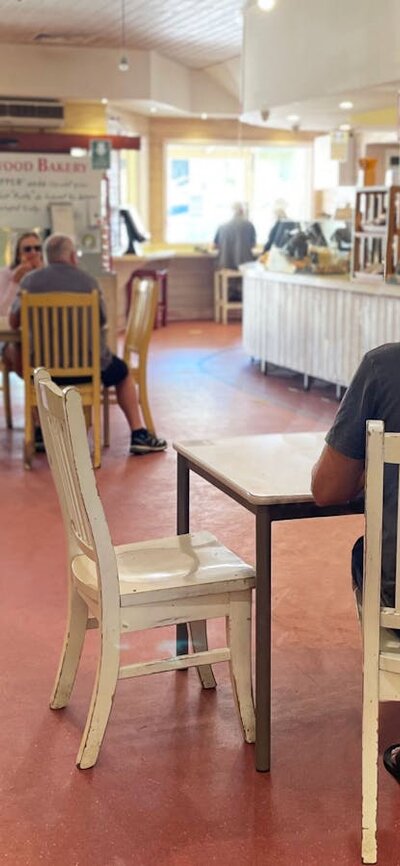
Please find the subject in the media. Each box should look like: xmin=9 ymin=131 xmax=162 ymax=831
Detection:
xmin=352 ymin=185 xmax=400 ymax=280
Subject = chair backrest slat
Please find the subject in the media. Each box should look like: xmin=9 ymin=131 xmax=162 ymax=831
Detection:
xmin=123 ymin=278 xmax=158 ymax=364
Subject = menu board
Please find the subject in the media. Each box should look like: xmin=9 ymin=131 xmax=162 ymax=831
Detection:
xmin=0 ymin=153 xmax=101 ymax=232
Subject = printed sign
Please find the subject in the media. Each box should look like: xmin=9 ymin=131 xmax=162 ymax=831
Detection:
xmin=90 ymin=139 xmax=111 ymax=170
xmin=0 ymin=153 xmax=101 ymax=230
xmin=330 ymin=130 xmax=349 ymax=163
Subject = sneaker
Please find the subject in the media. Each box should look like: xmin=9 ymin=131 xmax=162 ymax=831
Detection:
xmin=130 ymin=428 xmax=167 ymax=455
xmin=34 ymin=427 xmax=46 ymax=453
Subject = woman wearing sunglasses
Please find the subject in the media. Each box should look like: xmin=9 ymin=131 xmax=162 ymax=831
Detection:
xmin=1 ymin=232 xmax=43 ymax=380
xmin=0 ymin=232 xmax=43 ymax=317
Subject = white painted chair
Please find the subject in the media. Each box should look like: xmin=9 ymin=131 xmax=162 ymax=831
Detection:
xmin=34 ymin=367 xmax=255 ymax=769
xmin=361 ymin=420 xmax=400 ymax=863
xmin=214 ymin=269 xmax=242 ymax=324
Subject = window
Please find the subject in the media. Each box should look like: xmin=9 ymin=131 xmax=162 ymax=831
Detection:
xmin=166 ymin=143 xmax=312 ymax=244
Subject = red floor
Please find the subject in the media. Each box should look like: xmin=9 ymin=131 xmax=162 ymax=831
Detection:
xmin=1 ymin=322 xmax=399 ymax=866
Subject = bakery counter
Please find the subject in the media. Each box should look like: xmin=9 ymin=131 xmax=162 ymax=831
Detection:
xmin=242 ymin=264 xmax=400 ymax=389
xmin=113 ymin=251 xmax=216 ymax=328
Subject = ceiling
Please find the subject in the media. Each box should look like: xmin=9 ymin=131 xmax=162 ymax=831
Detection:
xmin=0 ymin=0 xmax=245 ymax=69
xmin=0 ymin=0 xmax=398 ymax=133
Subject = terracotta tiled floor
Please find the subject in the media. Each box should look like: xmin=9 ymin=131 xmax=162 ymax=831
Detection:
xmin=1 ymin=322 xmax=399 ymax=866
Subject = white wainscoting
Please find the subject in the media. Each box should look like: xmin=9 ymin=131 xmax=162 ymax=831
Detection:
xmin=242 ymin=265 xmax=400 ymax=387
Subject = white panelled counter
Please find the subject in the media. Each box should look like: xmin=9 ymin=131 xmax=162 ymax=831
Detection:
xmin=242 ymin=264 xmax=400 ymax=389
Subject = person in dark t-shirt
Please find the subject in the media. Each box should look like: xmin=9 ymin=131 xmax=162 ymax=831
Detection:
xmin=311 ymin=343 xmax=400 ymax=782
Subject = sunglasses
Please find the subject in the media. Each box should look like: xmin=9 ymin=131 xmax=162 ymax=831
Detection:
xmin=21 ymin=244 xmax=42 ymax=253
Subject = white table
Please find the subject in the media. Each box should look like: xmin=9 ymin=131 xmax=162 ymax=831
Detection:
xmin=174 ymin=432 xmax=364 ymax=772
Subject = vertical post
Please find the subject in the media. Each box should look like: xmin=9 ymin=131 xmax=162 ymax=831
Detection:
xmin=255 ymin=506 xmax=272 ymax=772
xmin=176 ymin=454 xmax=189 ymax=655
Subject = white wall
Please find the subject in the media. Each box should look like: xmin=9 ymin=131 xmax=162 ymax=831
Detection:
xmin=242 ymin=0 xmax=400 ymax=112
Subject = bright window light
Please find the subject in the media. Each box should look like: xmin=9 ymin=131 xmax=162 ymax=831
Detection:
xmin=257 ymin=0 xmax=276 ymax=10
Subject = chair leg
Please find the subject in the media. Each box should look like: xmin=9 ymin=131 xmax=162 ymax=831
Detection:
xmin=76 ymin=634 xmax=120 ymax=769
xmin=24 ymin=404 xmax=34 ymax=469
xmin=222 ymin=276 xmax=228 ymax=325
xmin=50 ymin=588 xmax=89 ymax=709
xmin=214 ymin=272 xmax=220 ymax=323
xmin=3 ymin=365 xmax=12 ymax=428
xmin=361 ymin=683 xmax=379 ymax=863
xmin=189 ymin=620 xmax=217 ymax=689
xmin=103 ymin=388 xmax=110 ymax=447
xmin=138 ymin=364 xmax=155 ymax=434
xmin=226 ymin=590 xmax=255 ymax=743
xmin=92 ymin=399 xmax=102 ymax=469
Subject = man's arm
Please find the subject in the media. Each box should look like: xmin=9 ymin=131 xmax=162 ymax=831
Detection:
xmin=311 ymin=443 xmax=364 ymax=506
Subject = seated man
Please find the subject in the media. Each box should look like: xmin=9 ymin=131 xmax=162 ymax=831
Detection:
xmin=311 ymin=342 xmax=400 ymax=782
xmin=9 ymin=233 xmax=167 ymax=456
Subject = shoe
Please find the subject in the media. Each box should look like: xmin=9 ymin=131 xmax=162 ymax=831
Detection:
xmin=34 ymin=427 xmax=45 ymax=453
xmin=130 ymin=428 xmax=167 ymax=455
xmin=383 ymin=744 xmax=400 ymax=783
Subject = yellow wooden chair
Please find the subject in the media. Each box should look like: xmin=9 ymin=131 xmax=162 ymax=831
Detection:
xmin=103 ymin=276 xmax=158 ymax=446
xmin=361 ymin=420 xmax=400 ymax=863
xmin=0 ymin=357 xmax=12 ymax=428
xmin=21 ymin=290 xmax=101 ymax=469
xmin=34 ymin=367 xmax=256 ymax=769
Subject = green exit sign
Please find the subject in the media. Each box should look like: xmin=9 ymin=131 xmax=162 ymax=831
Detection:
xmin=90 ymin=139 xmax=111 ymax=170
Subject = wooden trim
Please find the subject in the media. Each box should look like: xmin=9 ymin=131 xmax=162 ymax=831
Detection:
xmin=0 ymin=131 xmax=140 ymax=152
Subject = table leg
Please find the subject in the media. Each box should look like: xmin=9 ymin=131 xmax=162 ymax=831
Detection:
xmin=177 ymin=455 xmax=189 ymax=655
xmin=176 ymin=456 xmax=216 ymax=688
xmin=255 ymin=506 xmax=271 ymax=772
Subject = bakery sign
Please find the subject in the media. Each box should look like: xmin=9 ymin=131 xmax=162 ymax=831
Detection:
xmin=0 ymin=152 xmax=100 ymax=229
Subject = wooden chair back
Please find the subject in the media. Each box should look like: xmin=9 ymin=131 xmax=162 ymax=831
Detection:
xmin=123 ymin=277 xmax=158 ymax=361
xmin=362 ymin=419 xmax=400 ymax=862
xmin=21 ymin=291 xmax=102 ymax=468
xmin=103 ymin=277 xmax=158 ymax=445
xmin=34 ymin=368 xmax=119 ymax=611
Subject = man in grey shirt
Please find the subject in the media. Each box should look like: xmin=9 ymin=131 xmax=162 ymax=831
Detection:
xmin=10 ymin=233 xmax=166 ymax=455
xmin=213 ymin=203 xmax=256 ymax=270
xmin=311 ymin=343 xmax=400 ymax=781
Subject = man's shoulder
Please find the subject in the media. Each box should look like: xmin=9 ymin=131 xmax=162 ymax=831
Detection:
xmin=365 ymin=342 xmax=400 ymax=372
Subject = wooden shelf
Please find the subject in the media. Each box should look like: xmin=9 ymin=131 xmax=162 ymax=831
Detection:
xmin=352 ymin=186 xmax=400 ymax=280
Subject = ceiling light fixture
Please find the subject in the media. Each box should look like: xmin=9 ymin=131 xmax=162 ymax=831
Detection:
xmin=118 ymin=0 xmax=129 ymax=72
xmin=101 ymin=97 xmax=108 ymax=105
xmin=201 ymin=113 xmax=208 ymax=120
xmin=339 ymin=100 xmax=353 ymax=110
xmin=150 ymin=106 xmax=157 ymax=113
xmin=287 ymin=113 xmax=300 ymax=123
xmin=339 ymin=123 xmax=351 ymax=132
xmin=257 ymin=0 xmax=276 ymax=11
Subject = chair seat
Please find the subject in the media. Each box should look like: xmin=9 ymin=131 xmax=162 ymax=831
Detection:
xmin=72 ymin=530 xmax=255 ymax=606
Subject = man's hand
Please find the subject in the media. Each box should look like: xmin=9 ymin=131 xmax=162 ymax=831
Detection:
xmin=311 ymin=443 xmax=364 ymax=506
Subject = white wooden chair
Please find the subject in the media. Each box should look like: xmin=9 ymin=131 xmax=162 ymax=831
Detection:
xmin=361 ymin=420 xmax=400 ymax=863
xmin=214 ymin=269 xmax=242 ymax=324
xmin=103 ymin=276 xmax=158 ymax=446
xmin=34 ymin=367 xmax=255 ymax=769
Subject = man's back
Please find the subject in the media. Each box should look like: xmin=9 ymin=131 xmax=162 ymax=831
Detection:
xmin=15 ymin=261 xmax=112 ymax=370
xmin=21 ymin=261 xmax=97 ymax=296
xmin=215 ymin=215 xmax=256 ymax=270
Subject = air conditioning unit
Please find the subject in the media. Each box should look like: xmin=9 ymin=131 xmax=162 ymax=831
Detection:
xmin=0 ymin=97 xmax=64 ymax=128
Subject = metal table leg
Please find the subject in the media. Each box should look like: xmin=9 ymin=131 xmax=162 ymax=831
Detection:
xmin=176 ymin=454 xmax=189 ymax=655
xmin=255 ymin=506 xmax=272 ymax=772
